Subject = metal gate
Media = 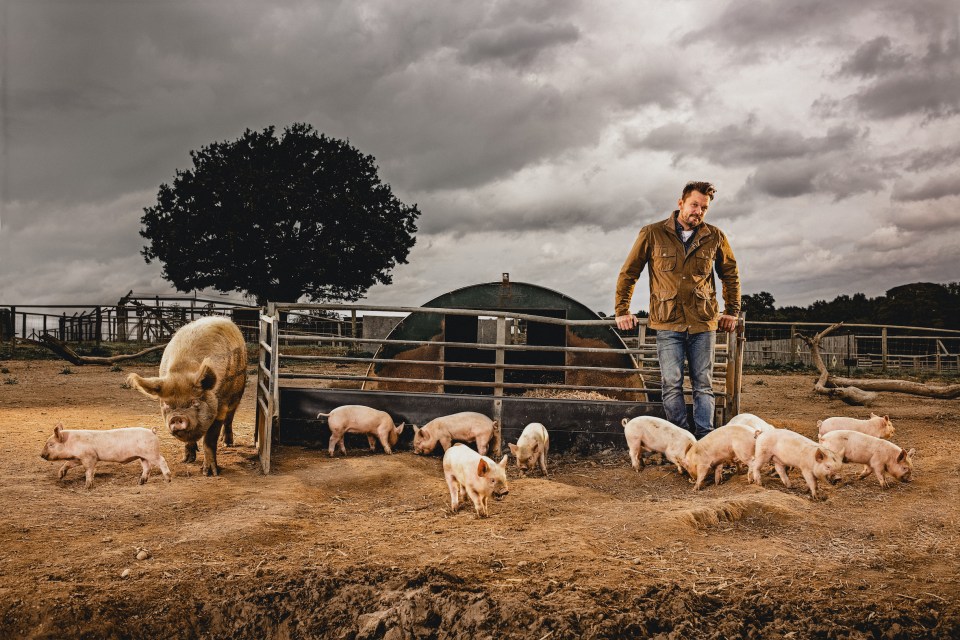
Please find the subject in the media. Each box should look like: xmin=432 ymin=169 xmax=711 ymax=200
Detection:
xmin=255 ymin=302 xmax=745 ymax=474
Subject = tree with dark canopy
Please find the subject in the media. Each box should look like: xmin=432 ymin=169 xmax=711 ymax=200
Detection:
xmin=140 ymin=123 xmax=420 ymax=305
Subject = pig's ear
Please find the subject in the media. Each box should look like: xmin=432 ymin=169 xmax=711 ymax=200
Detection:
xmin=195 ymin=358 xmax=217 ymax=391
xmin=477 ymin=458 xmax=490 ymax=476
xmin=54 ymin=423 xmax=64 ymax=441
xmin=683 ymin=442 xmax=693 ymax=455
xmin=621 ymin=418 xmax=629 ymax=428
xmin=884 ymin=415 xmax=890 ymax=422
xmin=508 ymin=443 xmax=518 ymax=455
xmin=126 ymin=373 xmax=164 ymax=400
xmin=395 ymin=422 xmax=405 ymax=435
xmin=906 ymin=448 xmax=915 ymax=458
xmin=412 ymin=425 xmax=420 ymax=434
xmin=815 ymin=448 xmax=826 ymax=462
xmin=498 ymin=455 xmax=508 ymax=469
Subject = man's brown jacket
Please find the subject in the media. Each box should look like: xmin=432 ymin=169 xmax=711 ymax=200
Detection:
xmin=615 ymin=212 xmax=740 ymax=333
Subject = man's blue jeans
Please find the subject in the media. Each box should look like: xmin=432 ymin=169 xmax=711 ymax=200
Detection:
xmin=656 ymin=329 xmax=716 ymax=439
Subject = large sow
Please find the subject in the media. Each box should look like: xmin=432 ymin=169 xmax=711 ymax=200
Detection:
xmin=126 ymin=316 xmax=247 ymax=476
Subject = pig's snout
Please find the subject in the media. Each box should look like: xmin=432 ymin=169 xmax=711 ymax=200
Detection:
xmin=494 ymin=488 xmax=509 ymax=499
xmin=40 ymin=451 xmax=49 ymax=460
xmin=168 ymin=416 xmax=189 ymax=433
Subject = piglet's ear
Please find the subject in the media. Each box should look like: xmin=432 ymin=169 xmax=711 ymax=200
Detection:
xmin=477 ymin=458 xmax=489 ymax=475
xmin=195 ymin=358 xmax=217 ymax=391
xmin=906 ymin=448 xmax=915 ymax=458
xmin=395 ymin=423 xmax=405 ymax=435
xmin=498 ymin=455 xmax=508 ymax=469
xmin=897 ymin=449 xmax=906 ymax=462
xmin=815 ymin=448 xmax=826 ymax=462
xmin=508 ymin=443 xmax=518 ymax=455
xmin=54 ymin=423 xmax=64 ymax=441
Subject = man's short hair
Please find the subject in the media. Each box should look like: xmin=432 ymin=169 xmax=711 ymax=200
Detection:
xmin=681 ymin=181 xmax=717 ymax=202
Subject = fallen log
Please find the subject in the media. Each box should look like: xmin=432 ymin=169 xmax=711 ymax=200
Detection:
xmin=17 ymin=334 xmax=165 ymax=366
xmin=795 ymin=322 xmax=960 ymax=404
xmin=827 ymin=376 xmax=960 ymax=399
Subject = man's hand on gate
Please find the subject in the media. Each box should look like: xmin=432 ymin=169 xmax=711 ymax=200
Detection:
xmin=616 ymin=314 xmax=638 ymax=331
xmin=718 ymin=314 xmax=737 ymax=333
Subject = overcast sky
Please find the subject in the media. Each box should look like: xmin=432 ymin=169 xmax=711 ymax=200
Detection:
xmin=2 ymin=0 xmax=959 ymax=315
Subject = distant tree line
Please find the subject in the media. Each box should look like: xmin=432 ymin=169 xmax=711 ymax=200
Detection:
xmin=741 ymin=282 xmax=960 ymax=329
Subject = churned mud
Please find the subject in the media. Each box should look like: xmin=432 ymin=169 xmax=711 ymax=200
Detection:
xmin=0 ymin=361 xmax=958 ymax=638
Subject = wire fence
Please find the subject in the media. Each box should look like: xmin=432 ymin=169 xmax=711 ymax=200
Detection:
xmin=744 ymin=321 xmax=960 ymax=375
xmin=0 ymin=297 xmax=355 ymax=351
xmin=4 ymin=299 xmax=958 ymax=379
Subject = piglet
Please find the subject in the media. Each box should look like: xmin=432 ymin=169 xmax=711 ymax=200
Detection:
xmin=749 ymin=429 xmax=844 ymax=500
xmin=40 ymin=422 xmax=171 ymax=489
xmin=725 ymin=412 xmax=776 ymax=434
xmin=819 ymin=429 xmax=915 ymax=488
xmin=818 ymin=413 xmax=894 ymax=439
xmin=317 ymin=405 xmax=405 ymax=457
xmin=443 ymin=444 xmax=509 ymax=518
xmin=621 ymin=416 xmax=694 ymax=475
xmin=413 ymin=412 xmax=495 ymax=456
xmin=683 ymin=423 xmax=758 ymax=490
xmin=508 ymin=422 xmax=550 ymax=476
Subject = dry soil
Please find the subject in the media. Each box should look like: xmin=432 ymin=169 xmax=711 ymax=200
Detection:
xmin=0 ymin=359 xmax=958 ymax=639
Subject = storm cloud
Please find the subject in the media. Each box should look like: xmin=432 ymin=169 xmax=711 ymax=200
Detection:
xmin=2 ymin=0 xmax=958 ymax=312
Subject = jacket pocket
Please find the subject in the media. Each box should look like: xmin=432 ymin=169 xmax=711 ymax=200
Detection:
xmin=653 ymin=246 xmax=676 ymax=271
xmin=694 ymin=288 xmax=718 ymax=322
xmin=695 ymin=255 xmax=713 ymax=276
xmin=652 ymin=289 xmax=680 ymax=324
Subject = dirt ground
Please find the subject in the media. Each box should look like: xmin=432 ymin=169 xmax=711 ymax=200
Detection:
xmin=1 ymin=358 xmax=958 ymax=639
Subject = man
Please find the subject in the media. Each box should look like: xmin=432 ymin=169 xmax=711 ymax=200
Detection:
xmin=614 ymin=181 xmax=740 ymax=439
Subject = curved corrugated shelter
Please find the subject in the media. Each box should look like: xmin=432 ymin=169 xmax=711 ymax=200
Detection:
xmin=362 ymin=279 xmax=645 ymax=400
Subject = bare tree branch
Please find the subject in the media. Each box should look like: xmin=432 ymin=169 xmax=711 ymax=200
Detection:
xmin=795 ymin=323 xmax=878 ymax=406
xmin=16 ymin=335 xmax=165 ymax=366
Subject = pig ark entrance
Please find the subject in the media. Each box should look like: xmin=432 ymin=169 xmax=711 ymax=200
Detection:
xmin=443 ymin=310 xmax=566 ymax=395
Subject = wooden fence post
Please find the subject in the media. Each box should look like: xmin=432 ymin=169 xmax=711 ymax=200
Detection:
xmin=881 ymin=327 xmax=888 ymax=372
xmin=789 ymin=325 xmax=797 ymax=364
